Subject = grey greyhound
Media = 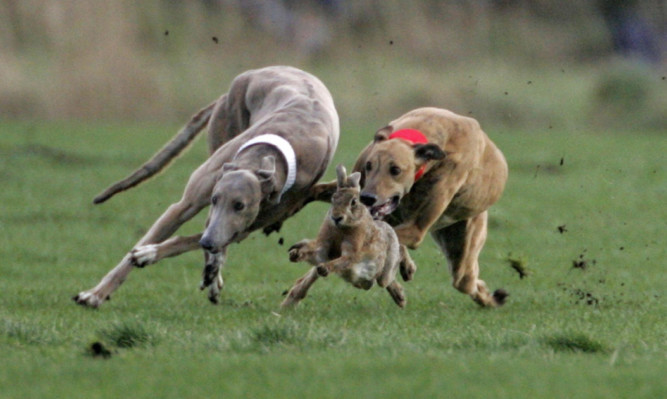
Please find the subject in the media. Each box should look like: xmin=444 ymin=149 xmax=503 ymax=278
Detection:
xmin=74 ymin=66 xmax=339 ymax=307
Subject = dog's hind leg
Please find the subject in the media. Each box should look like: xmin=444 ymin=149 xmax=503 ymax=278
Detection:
xmin=281 ymin=267 xmax=320 ymax=307
xmin=206 ymin=73 xmax=255 ymax=154
xmin=431 ymin=211 xmax=507 ymax=307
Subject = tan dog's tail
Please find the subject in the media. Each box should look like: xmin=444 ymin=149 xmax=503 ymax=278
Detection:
xmin=93 ymin=101 xmax=216 ymax=204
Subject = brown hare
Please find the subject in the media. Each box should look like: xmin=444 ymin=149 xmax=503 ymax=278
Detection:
xmin=282 ymin=164 xmax=415 ymax=308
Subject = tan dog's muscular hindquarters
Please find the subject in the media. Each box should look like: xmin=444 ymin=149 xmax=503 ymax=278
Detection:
xmin=74 ymin=66 xmax=339 ymax=307
xmin=282 ymin=165 xmax=414 ymax=308
xmin=350 ymin=107 xmax=508 ymax=307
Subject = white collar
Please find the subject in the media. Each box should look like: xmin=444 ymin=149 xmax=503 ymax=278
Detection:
xmin=235 ymin=134 xmax=297 ymax=201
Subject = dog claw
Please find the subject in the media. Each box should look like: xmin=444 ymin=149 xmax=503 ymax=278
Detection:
xmin=130 ymin=245 xmax=158 ymax=267
xmin=73 ymin=291 xmax=104 ymax=308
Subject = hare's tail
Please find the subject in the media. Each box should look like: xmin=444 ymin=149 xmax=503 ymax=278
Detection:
xmin=93 ymin=101 xmax=216 ymax=204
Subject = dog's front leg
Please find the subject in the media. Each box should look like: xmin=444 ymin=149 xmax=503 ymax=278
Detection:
xmin=309 ymin=180 xmax=338 ymax=203
xmin=394 ymin=184 xmax=460 ymax=249
xmin=200 ymin=248 xmax=226 ymax=304
xmin=74 ymin=191 xmax=209 ymax=307
xmin=130 ymin=234 xmax=203 ymax=267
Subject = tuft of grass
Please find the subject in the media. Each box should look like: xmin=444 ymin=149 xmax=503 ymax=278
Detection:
xmin=252 ymin=323 xmax=301 ymax=348
xmin=543 ymin=332 xmax=609 ymax=354
xmin=1 ymin=320 xmax=57 ymax=346
xmin=98 ymin=322 xmax=158 ymax=349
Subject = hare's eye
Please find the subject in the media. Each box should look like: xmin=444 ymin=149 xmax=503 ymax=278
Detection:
xmin=233 ymin=201 xmax=245 ymax=211
xmin=389 ymin=165 xmax=401 ymax=176
xmin=365 ymin=161 xmax=372 ymax=171
xmin=351 ymin=198 xmax=357 ymax=207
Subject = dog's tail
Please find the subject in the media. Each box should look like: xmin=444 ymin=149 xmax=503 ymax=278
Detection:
xmin=93 ymin=101 xmax=217 ymax=204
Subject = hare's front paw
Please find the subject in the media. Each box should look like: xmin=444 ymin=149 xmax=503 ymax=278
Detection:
xmin=316 ymin=264 xmax=329 ymax=277
xmin=288 ymin=240 xmax=312 ymax=263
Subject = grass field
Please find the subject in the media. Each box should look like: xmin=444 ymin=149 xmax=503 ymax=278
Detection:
xmin=0 ymin=120 xmax=665 ymax=398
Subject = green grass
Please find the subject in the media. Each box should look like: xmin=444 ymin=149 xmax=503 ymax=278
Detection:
xmin=0 ymin=120 xmax=665 ymax=398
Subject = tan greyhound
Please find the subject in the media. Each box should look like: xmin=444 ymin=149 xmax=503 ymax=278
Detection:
xmin=282 ymin=164 xmax=414 ymax=308
xmin=314 ymin=107 xmax=508 ymax=307
xmin=73 ymin=66 xmax=339 ymax=307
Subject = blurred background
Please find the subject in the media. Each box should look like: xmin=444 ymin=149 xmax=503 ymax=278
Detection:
xmin=1 ymin=0 xmax=665 ymax=130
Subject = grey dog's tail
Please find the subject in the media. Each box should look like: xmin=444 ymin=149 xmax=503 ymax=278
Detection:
xmin=93 ymin=101 xmax=217 ymax=204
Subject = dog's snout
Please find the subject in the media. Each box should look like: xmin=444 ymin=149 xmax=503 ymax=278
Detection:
xmin=360 ymin=193 xmax=377 ymax=207
xmin=332 ymin=216 xmax=343 ymax=225
xmin=199 ymin=237 xmax=215 ymax=252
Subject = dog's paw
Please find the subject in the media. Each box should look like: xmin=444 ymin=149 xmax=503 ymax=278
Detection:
xmin=72 ymin=291 xmax=106 ymax=308
xmin=493 ymin=289 xmax=509 ymax=306
xmin=130 ymin=245 xmax=158 ymax=267
xmin=207 ymin=274 xmax=224 ymax=304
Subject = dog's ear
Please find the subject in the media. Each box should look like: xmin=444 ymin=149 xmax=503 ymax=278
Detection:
xmin=257 ymin=156 xmax=276 ymax=179
xmin=348 ymin=172 xmax=361 ymax=189
xmin=373 ymin=126 xmax=392 ymax=142
xmin=257 ymin=156 xmax=279 ymax=204
xmin=222 ymin=162 xmax=239 ymax=174
xmin=336 ymin=164 xmax=347 ymax=188
xmin=414 ymin=143 xmax=446 ymax=162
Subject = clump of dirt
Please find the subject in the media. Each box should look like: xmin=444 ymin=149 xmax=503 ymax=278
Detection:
xmin=89 ymin=341 xmax=112 ymax=359
xmin=506 ymin=254 xmax=529 ymax=279
xmin=557 ymin=224 xmax=567 ymax=233
xmin=557 ymin=283 xmax=602 ymax=306
xmin=572 ymin=251 xmax=596 ymax=270
xmin=571 ymin=288 xmax=600 ymax=306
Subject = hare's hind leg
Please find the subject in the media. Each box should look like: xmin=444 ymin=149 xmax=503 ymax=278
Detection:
xmin=281 ymin=268 xmax=320 ymax=307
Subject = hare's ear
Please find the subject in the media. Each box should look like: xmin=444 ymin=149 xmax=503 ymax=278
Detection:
xmin=374 ymin=125 xmax=392 ymax=142
xmin=336 ymin=164 xmax=347 ymax=187
xmin=348 ymin=172 xmax=361 ymax=189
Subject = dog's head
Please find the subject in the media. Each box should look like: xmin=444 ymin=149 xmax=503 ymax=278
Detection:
xmin=359 ymin=127 xmax=445 ymax=219
xmin=329 ymin=164 xmax=364 ymax=228
xmin=199 ymin=156 xmax=278 ymax=253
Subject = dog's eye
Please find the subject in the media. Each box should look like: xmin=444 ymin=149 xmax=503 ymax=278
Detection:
xmin=233 ymin=201 xmax=245 ymax=211
xmin=389 ymin=166 xmax=401 ymax=176
xmin=211 ymin=196 xmax=219 ymax=206
xmin=365 ymin=161 xmax=372 ymax=171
